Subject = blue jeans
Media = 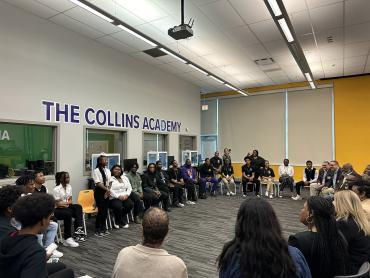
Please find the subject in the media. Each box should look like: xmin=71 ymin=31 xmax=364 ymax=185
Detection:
xmin=37 ymin=221 xmax=58 ymax=248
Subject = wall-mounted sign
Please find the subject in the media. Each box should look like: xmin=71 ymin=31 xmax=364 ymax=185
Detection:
xmin=42 ymin=101 xmax=182 ymax=132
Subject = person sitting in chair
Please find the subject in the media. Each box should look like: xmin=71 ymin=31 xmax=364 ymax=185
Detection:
xmin=220 ymin=158 xmax=236 ymax=196
xmin=241 ymin=157 xmax=260 ymax=197
xmin=199 ymin=158 xmax=218 ymax=197
xmin=293 ymin=160 xmax=318 ymax=201
xmin=167 ymin=160 xmax=185 ymax=208
xmin=180 ymin=159 xmax=197 ymax=203
xmin=309 ymin=161 xmax=333 ymax=197
xmin=278 ymin=159 xmax=294 ymax=198
xmin=260 ymin=160 xmax=275 ymax=199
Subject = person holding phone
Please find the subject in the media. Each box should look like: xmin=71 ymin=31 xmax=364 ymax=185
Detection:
xmin=53 ymin=171 xmax=85 ymax=246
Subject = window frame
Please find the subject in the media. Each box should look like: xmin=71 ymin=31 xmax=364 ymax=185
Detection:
xmin=142 ymin=131 xmax=169 ymax=166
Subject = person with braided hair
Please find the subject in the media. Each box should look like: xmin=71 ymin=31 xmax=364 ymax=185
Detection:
xmin=218 ymin=198 xmax=311 ymax=278
xmin=289 ymin=196 xmax=348 ymax=278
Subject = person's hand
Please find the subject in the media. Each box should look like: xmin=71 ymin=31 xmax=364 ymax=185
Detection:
xmin=140 ymin=193 xmax=144 ymax=199
xmin=304 ymin=181 xmax=310 ymax=186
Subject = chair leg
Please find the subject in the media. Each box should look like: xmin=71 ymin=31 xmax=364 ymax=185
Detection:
xmin=82 ymin=213 xmax=87 ymax=236
xmin=57 ymin=221 xmax=63 ymax=242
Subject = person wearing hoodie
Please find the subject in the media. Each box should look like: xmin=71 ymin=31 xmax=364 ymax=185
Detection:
xmin=141 ymin=163 xmax=166 ymax=210
xmin=180 ymin=159 xmax=197 ymax=203
xmin=0 ymin=193 xmax=74 ymax=278
xmin=0 ymin=185 xmax=21 ymax=240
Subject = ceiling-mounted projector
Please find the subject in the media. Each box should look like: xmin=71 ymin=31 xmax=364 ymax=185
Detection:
xmin=168 ymin=0 xmax=194 ymax=40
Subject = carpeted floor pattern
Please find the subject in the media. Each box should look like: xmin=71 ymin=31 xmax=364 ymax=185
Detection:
xmin=58 ymin=189 xmax=308 ymax=278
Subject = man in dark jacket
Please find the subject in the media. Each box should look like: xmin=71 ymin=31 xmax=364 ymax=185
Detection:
xmin=0 ymin=185 xmax=20 ymax=240
xmin=199 ymin=158 xmax=218 ymax=197
xmin=0 ymin=193 xmax=74 ymax=278
xmin=310 ymin=161 xmax=333 ymax=196
xmin=329 ymin=160 xmax=343 ymax=190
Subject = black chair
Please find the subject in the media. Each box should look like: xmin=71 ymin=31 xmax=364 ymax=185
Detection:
xmin=334 ymin=262 xmax=370 ymax=278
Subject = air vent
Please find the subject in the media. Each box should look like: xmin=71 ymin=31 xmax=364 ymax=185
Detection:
xmin=254 ymin=58 xmax=275 ymax=66
xmin=327 ymin=36 xmax=334 ymax=43
xmin=143 ymin=48 xmax=167 ymax=58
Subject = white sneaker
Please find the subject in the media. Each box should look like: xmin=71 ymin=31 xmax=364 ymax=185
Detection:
xmin=230 ymin=192 xmax=236 ymax=196
xmin=265 ymin=191 xmax=269 ymax=197
xmin=293 ymin=195 xmax=302 ymax=201
xmin=189 ymin=201 xmax=196 ymax=205
xmin=291 ymin=196 xmax=296 ymax=200
xmin=113 ymin=224 xmax=120 ymax=229
xmin=242 ymin=194 xmax=247 ymax=197
xmin=51 ymin=249 xmax=63 ymax=258
xmin=226 ymin=192 xmax=230 ymax=196
xmin=121 ymin=224 xmax=129 ymax=229
xmin=186 ymin=200 xmax=192 ymax=205
xmin=269 ymin=194 xmax=273 ymax=199
xmin=63 ymin=237 xmax=79 ymax=248
xmin=178 ymin=203 xmax=185 ymax=207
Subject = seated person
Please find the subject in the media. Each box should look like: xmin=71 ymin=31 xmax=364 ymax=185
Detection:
xmin=278 ymin=159 xmax=294 ymax=198
xmin=141 ymin=163 xmax=168 ymax=211
xmin=156 ymin=161 xmax=171 ymax=212
xmin=309 ymin=161 xmax=333 ymax=197
xmin=334 ymin=190 xmax=370 ymax=275
xmin=330 ymin=160 xmax=343 ymax=190
xmin=0 ymin=185 xmax=21 ymax=240
xmin=241 ymin=157 xmax=260 ymax=197
xmin=16 ymin=174 xmax=63 ymax=258
xmin=125 ymin=163 xmax=144 ymax=224
xmin=109 ymin=165 xmax=134 ymax=229
xmin=210 ymin=151 xmax=223 ymax=177
xmin=363 ymin=164 xmax=370 ymax=177
xmin=33 ymin=170 xmax=48 ymax=194
xmin=199 ymin=158 xmax=218 ymax=197
xmin=0 ymin=193 xmax=74 ymax=278
xmin=53 ymin=171 xmax=85 ymax=246
xmin=293 ymin=160 xmax=318 ymax=201
xmin=220 ymin=158 xmax=236 ymax=196
xmin=260 ymin=160 xmax=275 ymax=199
xmin=180 ymin=159 xmax=197 ymax=203
xmin=249 ymin=149 xmax=265 ymax=170
xmin=340 ymin=163 xmax=362 ymax=190
xmin=352 ymin=178 xmax=370 ymax=221
xmin=289 ymin=196 xmax=348 ymax=278
xmin=112 ymin=207 xmax=188 ymax=278
xmin=167 ymin=160 xmax=185 ymax=208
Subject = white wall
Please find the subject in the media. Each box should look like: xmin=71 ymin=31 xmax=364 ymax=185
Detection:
xmin=0 ymin=2 xmax=200 ymax=193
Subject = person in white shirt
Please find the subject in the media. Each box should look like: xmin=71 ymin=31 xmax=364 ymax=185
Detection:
xmin=93 ymin=155 xmax=112 ymax=237
xmin=109 ymin=165 xmax=134 ymax=229
xmin=53 ymin=171 xmax=85 ymax=247
xmin=278 ymin=159 xmax=294 ymax=198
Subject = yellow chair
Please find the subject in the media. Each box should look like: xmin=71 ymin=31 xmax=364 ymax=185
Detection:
xmin=77 ymin=190 xmax=98 ymax=235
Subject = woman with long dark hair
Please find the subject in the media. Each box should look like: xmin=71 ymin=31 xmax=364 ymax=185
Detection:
xmin=218 ymin=198 xmax=311 ymax=278
xmin=93 ymin=155 xmax=111 ymax=237
xmin=289 ymin=196 xmax=348 ymax=278
xmin=141 ymin=163 xmax=162 ymax=210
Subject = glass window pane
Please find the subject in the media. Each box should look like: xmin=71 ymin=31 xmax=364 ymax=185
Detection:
xmin=157 ymin=134 xmax=167 ymax=152
xmin=179 ymin=135 xmax=196 ymax=160
xmin=0 ymin=122 xmax=55 ymax=178
xmin=201 ymin=136 xmax=217 ymax=161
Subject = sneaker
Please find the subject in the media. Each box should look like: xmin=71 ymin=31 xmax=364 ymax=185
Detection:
xmin=226 ymin=192 xmax=230 ymax=196
xmin=242 ymin=194 xmax=247 ymax=197
xmin=265 ymin=191 xmax=269 ymax=197
xmin=293 ymin=195 xmax=302 ymax=201
xmin=102 ymin=230 xmax=110 ymax=236
xmin=279 ymin=194 xmax=283 ymax=198
xmin=121 ymin=224 xmax=129 ymax=229
xmin=190 ymin=201 xmax=196 ymax=205
xmin=186 ymin=200 xmax=192 ymax=205
xmin=74 ymin=235 xmax=86 ymax=242
xmin=113 ymin=224 xmax=120 ymax=229
xmin=269 ymin=194 xmax=273 ymax=199
xmin=74 ymin=227 xmax=85 ymax=235
xmin=94 ymin=231 xmax=104 ymax=237
xmin=178 ymin=203 xmax=185 ymax=207
xmin=256 ymin=194 xmax=261 ymax=198
xmin=230 ymin=192 xmax=236 ymax=196
xmin=291 ymin=196 xmax=296 ymax=200
xmin=63 ymin=237 xmax=79 ymax=247
xmin=51 ymin=249 xmax=63 ymax=258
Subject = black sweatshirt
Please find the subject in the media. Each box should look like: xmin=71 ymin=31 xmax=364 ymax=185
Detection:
xmin=0 ymin=233 xmax=47 ymax=278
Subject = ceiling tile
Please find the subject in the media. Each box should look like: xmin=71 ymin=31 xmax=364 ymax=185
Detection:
xmin=116 ymin=0 xmax=168 ymax=22
xmin=299 ymin=34 xmax=317 ymax=52
xmin=35 ymin=0 xmax=75 ymax=12
xmin=345 ymin=0 xmax=370 ymax=26
xmin=135 ymin=22 xmax=173 ymax=45
xmin=283 ymin=0 xmax=307 ymax=14
xmin=306 ymin=0 xmax=343 ymax=9
xmin=345 ymin=22 xmax=370 ymax=44
xmin=198 ymin=0 xmax=244 ymax=30
xmin=344 ymin=55 xmax=366 ymax=68
xmin=274 ymin=54 xmax=297 ymax=67
xmin=310 ymin=2 xmax=343 ymax=31
xmin=129 ymin=51 xmax=163 ymax=65
xmin=318 ymin=45 xmax=344 ymax=61
xmin=314 ymin=27 xmax=343 ymax=48
xmin=228 ymin=0 xmax=271 ymax=24
xmin=322 ymin=58 xmax=343 ymax=72
xmin=344 ymin=66 xmax=364 ymax=76
xmin=249 ymin=19 xmax=282 ymax=42
xmin=244 ymin=43 xmax=270 ymax=60
xmin=264 ymin=40 xmax=291 ymax=57
xmin=226 ymin=25 xmax=259 ymax=47
xmin=63 ymin=7 xmax=119 ymax=34
xmin=111 ymin=30 xmax=153 ymax=51
xmin=344 ymin=41 xmax=370 ymax=58
xmin=182 ymin=38 xmax=215 ymax=56
xmin=304 ymin=49 xmax=322 ymax=63
xmin=290 ymin=10 xmax=312 ymax=36
xmin=50 ymin=13 xmax=104 ymax=39
xmin=96 ymin=36 xmax=139 ymax=54
xmin=5 ymin=0 xmax=59 ymax=19
xmin=165 ymin=42 xmax=198 ymax=59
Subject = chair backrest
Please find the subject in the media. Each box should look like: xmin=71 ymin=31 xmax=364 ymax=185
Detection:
xmin=77 ymin=190 xmax=95 ymax=209
xmin=334 ymin=262 xmax=370 ymax=278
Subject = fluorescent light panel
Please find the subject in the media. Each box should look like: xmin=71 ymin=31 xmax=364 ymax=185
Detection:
xmin=189 ymin=64 xmax=208 ymax=75
xmin=159 ymin=48 xmax=187 ymax=63
xmin=305 ymin=72 xmax=312 ymax=82
xmin=117 ymin=25 xmax=157 ymax=47
xmin=278 ymin=18 xmax=294 ymax=42
xmin=69 ymin=0 xmax=114 ymax=23
xmin=238 ymin=90 xmax=248 ymax=96
xmin=267 ymin=0 xmax=282 ymax=17
xmin=225 ymin=84 xmax=238 ymax=91
xmin=210 ymin=75 xmax=224 ymax=84
xmin=309 ymin=81 xmax=316 ymax=89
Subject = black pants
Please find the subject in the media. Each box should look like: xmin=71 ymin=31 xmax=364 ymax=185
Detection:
xmin=94 ymin=190 xmax=109 ymax=232
xmin=159 ymin=190 xmax=169 ymax=210
xmin=295 ymin=181 xmax=305 ymax=195
xmin=185 ymin=183 xmax=197 ymax=201
xmin=279 ymin=176 xmax=294 ymax=192
xmin=143 ymin=191 xmax=161 ymax=210
xmin=130 ymin=192 xmax=143 ymax=217
xmin=109 ymin=198 xmax=133 ymax=225
xmin=242 ymin=179 xmax=260 ymax=195
xmin=47 ymin=262 xmax=74 ymax=278
xmin=54 ymin=204 xmax=83 ymax=239
xmin=170 ymin=184 xmax=184 ymax=205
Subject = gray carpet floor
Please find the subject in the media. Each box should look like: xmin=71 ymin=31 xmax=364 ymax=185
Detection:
xmin=58 ymin=190 xmax=308 ymax=278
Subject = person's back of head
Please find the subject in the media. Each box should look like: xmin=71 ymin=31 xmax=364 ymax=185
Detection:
xmin=142 ymin=207 xmax=169 ymax=248
xmin=306 ymin=196 xmax=348 ymax=276
xmin=334 ymin=190 xmax=370 ymax=236
xmin=0 ymin=185 xmax=21 ymax=217
xmin=218 ymin=198 xmax=296 ymax=278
